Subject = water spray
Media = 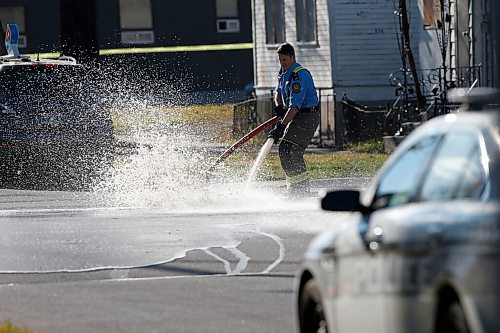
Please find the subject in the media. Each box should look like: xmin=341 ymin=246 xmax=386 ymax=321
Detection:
xmin=84 ymin=57 xmax=286 ymax=210
xmin=246 ymin=137 xmax=274 ymax=184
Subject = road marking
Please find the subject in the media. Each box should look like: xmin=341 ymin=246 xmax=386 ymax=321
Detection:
xmin=256 ymin=229 xmax=286 ymax=274
xmin=202 ymin=247 xmax=250 ymax=275
xmin=0 ymin=229 xmax=284 ymax=277
xmin=228 ymin=247 xmax=250 ymax=274
xmin=98 ymin=271 xmax=296 ymax=284
xmin=203 ymin=249 xmax=232 ymax=274
xmin=0 ymin=206 xmax=138 ymax=216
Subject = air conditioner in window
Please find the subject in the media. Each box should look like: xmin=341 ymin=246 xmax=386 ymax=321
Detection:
xmin=216 ymin=19 xmax=240 ymax=33
xmin=121 ymin=30 xmax=155 ymax=45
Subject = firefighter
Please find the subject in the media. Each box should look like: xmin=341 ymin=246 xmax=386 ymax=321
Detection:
xmin=268 ymin=42 xmax=320 ymax=197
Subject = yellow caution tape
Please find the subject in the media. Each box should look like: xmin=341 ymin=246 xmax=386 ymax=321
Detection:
xmin=25 ymin=52 xmax=61 ymax=59
xmin=25 ymin=42 xmax=253 ymax=59
xmin=100 ymin=42 xmax=253 ymax=55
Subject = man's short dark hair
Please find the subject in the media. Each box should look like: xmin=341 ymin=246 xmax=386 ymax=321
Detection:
xmin=277 ymin=42 xmax=295 ymax=57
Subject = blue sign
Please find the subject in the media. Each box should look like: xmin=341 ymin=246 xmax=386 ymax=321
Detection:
xmin=5 ymin=24 xmax=19 ymax=45
xmin=5 ymin=24 xmax=20 ymax=57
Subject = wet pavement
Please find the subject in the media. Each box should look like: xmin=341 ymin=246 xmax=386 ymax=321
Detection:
xmin=0 ymin=177 xmax=370 ymax=332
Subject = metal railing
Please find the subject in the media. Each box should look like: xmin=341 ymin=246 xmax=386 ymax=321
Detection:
xmin=384 ymin=65 xmax=484 ymax=133
xmin=232 ymin=87 xmax=336 ymax=146
xmin=232 ymin=98 xmax=258 ymax=138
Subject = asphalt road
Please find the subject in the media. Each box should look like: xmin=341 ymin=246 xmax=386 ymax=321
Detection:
xmin=0 ymin=178 xmax=370 ymax=333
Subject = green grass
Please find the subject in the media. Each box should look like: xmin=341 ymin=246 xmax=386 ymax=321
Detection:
xmin=112 ymin=104 xmax=233 ymax=139
xmin=345 ymin=137 xmax=386 ymax=154
xmin=219 ymin=150 xmax=386 ymax=180
xmin=0 ymin=322 xmax=34 ymax=333
xmin=113 ymin=104 xmax=389 ymax=179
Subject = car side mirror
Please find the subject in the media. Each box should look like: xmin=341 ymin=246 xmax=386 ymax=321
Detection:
xmin=321 ymin=190 xmax=364 ymax=212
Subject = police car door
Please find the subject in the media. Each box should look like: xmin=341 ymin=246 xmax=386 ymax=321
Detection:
xmin=333 ymin=212 xmax=386 ymax=332
xmin=368 ymin=128 xmax=491 ymax=333
xmin=336 ymin=134 xmax=442 ymax=333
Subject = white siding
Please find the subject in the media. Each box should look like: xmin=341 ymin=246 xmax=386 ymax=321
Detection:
xmin=253 ymin=0 xmax=333 ymax=95
xmin=253 ymin=0 xmax=429 ymax=102
xmin=330 ymin=0 xmax=423 ymax=101
xmin=252 ymin=0 xmax=492 ymax=106
xmin=333 ymin=0 xmax=415 ymax=86
xmin=253 ymin=0 xmax=275 ymax=93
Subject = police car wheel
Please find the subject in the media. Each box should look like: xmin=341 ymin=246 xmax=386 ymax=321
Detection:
xmin=299 ymin=279 xmax=328 ymax=333
xmin=438 ymin=300 xmax=470 ymax=333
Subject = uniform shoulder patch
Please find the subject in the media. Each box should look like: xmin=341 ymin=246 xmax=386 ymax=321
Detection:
xmin=292 ymin=82 xmax=301 ymax=93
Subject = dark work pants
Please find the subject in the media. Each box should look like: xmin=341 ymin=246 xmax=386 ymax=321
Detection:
xmin=278 ymin=111 xmax=320 ymax=184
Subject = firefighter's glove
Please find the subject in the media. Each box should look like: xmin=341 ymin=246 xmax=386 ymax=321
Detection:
xmin=274 ymin=105 xmax=286 ymax=119
xmin=268 ymin=122 xmax=286 ymax=142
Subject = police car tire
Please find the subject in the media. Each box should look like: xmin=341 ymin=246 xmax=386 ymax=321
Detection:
xmin=299 ymin=279 xmax=327 ymax=333
xmin=439 ymin=300 xmax=470 ymax=333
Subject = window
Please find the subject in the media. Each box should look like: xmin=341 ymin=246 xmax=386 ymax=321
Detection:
xmin=265 ymin=0 xmax=284 ymax=45
xmin=0 ymin=6 xmax=27 ymax=48
xmin=419 ymin=132 xmax=486 ymax=201
xmin=372 ymin=135 xmax=441 ymax=209
xmin=119 ymin=0 xmax=154 ymax=44
xmin=216 ymin=0 xmax=240 ymax=33
xmin=296 ymin=0 xmax=316 ymax=43
xmin=423 ymin=0 xmax=443 ymax=29
xmin=216 ymin=0 xmax=238 ymax=17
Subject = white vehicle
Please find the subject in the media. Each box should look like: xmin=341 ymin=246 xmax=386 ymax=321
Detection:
xmin=294 ymin=89 xmax=500 ymax=333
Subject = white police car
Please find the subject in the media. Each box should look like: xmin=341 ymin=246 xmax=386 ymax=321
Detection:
xmin=0 ymin=24 xmax=114 ymax=189
xmin=294 ymin=89 xmax=500 ymax=333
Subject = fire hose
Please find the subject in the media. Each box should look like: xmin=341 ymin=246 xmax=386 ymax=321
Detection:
xmin=206 ymin=116 xmax=278 ymax=173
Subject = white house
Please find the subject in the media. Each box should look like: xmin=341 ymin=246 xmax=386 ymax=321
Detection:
xmin=251 ymin=0 xmax=499 ymax=144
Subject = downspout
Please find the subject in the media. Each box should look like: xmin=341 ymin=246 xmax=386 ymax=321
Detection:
xmin=470 ymin=0 xmax=475 ymax=69
xmin=482 ymin=0 xmax=490 ymax=86
xmin=251 ymin=0 xmax=258 ymax=91
xmin=491 ymin=0 xmax=500 ymax=88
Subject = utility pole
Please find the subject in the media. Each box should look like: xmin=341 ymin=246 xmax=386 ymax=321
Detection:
xmin=59 ymin=0 xmax=99 ymax=65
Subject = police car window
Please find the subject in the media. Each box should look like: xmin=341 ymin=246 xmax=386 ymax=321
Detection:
xmin=419 ymin=132 xmax=486 ymax=201
xmin=372 ymin=135 xmax=441 ymax=209
xmin=1 ymin=66 xmax=87 ymax=99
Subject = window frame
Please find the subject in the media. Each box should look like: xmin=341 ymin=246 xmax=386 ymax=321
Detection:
xmin=295 ymin=0 xmax=318 ymax=44
xmin=264 ymin=0 xmax=285 ymax=45
xmin=215 ymin=0 xmax=238 ymax=18
xmin=118 ymin=0 xmax=155 ymax=45
xmin=216 ymin=0 xmax=240 ymax=33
